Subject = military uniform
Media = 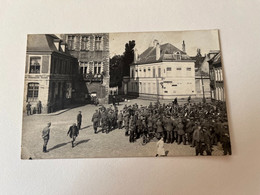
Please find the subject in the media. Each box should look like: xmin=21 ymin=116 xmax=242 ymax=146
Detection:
xmin=92 ymin=111 xmax=99 ymax=133
xmin=117 ymin=111 xmax=123 ymax=129
xmin=77 ymin=112 xmax=82 ymax=130
xmin=26 ymin=102 xmax=31 ymax=116
xmin=67 ymin=124 xmax=79 ymax=147
xmin=42 ymin=123 xmax=51 ymax=152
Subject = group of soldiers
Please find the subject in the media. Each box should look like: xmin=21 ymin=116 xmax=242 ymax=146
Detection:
xmin=26 ymin=101 xmax=42 ymax=115
xmin=91 ymin=99 xmax=231 ymax=156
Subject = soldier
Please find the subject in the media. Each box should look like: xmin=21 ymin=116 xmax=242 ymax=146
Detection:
xmin=101 ymin=110 xmax=107 ymax=133
xmin=220 ymin=125 xmax=232 ymax=155
xmin=156 ymin=119 xmax=164 ymax=139
xmin=77 ymin=111 xmax=82 ymax=130
xmin=124 ymin=111 xmax=129 ymax=136
xmin=26 ymin=102 xmax=31 ymax=116
xmin=176 ymin=120 xmax=185 ymax=145
xmin=129 ymin=115 xmax=135 ymax=143
xmin=42 ymin=122 xmax=51 ymax=153
xmin=92 ymin=110 xmax=99 ymax=134
xmin=164 ymin=115 xmax=174 ymax=143
xmin=67 ymin=123 xmax=79 ymax=148
xmin=185 ymin=118 xmax=194 ymax=145
xmin=37 ymin=100 xmax=42 ymax=114
xmin=136 ymin=115 xmax=142 ymax=139
xmin=117 ymin=110 xmax=123 ymax=129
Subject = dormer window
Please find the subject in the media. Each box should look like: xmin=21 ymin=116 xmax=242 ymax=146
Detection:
xmin=175 ymin=51 xmax=181 ymax=60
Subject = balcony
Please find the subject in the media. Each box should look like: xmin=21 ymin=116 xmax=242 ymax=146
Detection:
xmin=83 ymin=73 xmax=103 ymax=82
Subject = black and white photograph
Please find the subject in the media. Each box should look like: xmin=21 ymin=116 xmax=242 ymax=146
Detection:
xmin=21 ymin=30 xmax=231 ymax=159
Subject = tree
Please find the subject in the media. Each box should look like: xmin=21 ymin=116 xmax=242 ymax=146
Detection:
xmin=109 ymin=55 xmax=123 ymax=88
xmin=122 ymin=40 xmax=135 ymax=76
xmin=109 ymin=40 xmax=136 ymax=88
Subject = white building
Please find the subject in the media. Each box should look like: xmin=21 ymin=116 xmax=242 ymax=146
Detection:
xmin=128 ymin=40 xmax=196 ymax=100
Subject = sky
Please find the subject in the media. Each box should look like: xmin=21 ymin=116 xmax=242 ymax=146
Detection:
xmin=109 ymin=29 xmax=220 ymax=57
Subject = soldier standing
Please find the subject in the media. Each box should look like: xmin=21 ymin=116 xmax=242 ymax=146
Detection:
xmin=129 ymin=115 xmax=135 ymax=143
xmin=117 ymin=110 xmax=123 ymax=129
xmin=37 ymin=100 xmax=42 ymax=114
xmin=77 ymin=111 xmax=82 ymax=130
xmin=101 ymin=110 xmax=107 ymax=133
xmin=26 ymin=102 xmax=31 ymax=116
xmin=67 ymin=123 xmax=79 ymax=148
xmin=92 ymin=110 xmax=99 ymax=134
xmin=42 ymin=122 xmax=51 ymax=153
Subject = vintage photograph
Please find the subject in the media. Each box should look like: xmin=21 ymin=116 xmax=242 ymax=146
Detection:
xmin=21 ymin=30 xmax=231 ymax=159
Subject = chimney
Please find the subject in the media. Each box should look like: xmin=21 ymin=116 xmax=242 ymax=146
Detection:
xmin=182 ymin=40 xmax=186 ymax=52
xmin=134 ymin=48 xmax=138 ymax=63
xmin=156 ymin=42 xmax=160 ymax=60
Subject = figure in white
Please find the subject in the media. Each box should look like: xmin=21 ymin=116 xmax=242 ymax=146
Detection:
xmin=156 ymin=137 xmax=165 ymax=157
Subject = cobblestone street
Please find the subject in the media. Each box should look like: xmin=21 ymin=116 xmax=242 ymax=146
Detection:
xmin=21 ymin=99 xmax=224 ymax=159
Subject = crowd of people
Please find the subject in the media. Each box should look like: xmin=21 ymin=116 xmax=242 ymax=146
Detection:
xmin=91 ymin=98 xmax=231 ymax=156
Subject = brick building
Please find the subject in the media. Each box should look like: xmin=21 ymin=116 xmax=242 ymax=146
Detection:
xmin=23 ymin=34 xmax=78 ymax=113
xmin=61 ymin=33 xmax=110 ymax=104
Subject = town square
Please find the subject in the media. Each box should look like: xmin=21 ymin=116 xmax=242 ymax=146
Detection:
xmin=21 ymin=30 xmax=231 ymax=159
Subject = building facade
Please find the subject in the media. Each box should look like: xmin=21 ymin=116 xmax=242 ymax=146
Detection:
xmin=24 ymin=34 xmax=78 ymax=113
xmin=208 ymin=51 xmax=225 ymax=101
xmin=62 ymin=33 xmax=110 ymax=104
xmin=128 ymin=40 xmax=196 ymax=100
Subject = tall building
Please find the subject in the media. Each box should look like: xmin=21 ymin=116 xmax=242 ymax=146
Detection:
xmin=62 ymin=33 xmax=110 ymax=104
xmin=128 ymin=40 xmax=196 ymax=99
xmin=24 ymin=34 xmax=78 ymax=113
xmin=208 ymin=51 xmax=225 ymax=101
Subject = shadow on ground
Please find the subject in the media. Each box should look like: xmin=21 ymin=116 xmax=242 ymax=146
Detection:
xmin=75 ymin=139 xmax=90 ymax=146
xmin=48 ymin=142 xmax=70 ymax=151
xmin=80 ymin=125 xmax=91 ymax=130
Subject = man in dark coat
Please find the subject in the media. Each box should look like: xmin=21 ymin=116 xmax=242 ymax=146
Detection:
xmin=37 ymin=100 xmax=42 ymax=114
xmin=164 ymin=116 xmax=174 ymax=143
xmin=42 ymin=122 xmax=51 ymax=152
xmin=77 ymin=111 xmax=82 ymax=130
xmin=26 ymin=102 xmax=31 ymax=116
xmin=117 ymin=110 xmax=123 ymax=129
xmin=176 ymin=120 xmax=185 ymax=145
xmin=92 ymin=110 xmax=99 ymax=134
xmin=67 ymin=123 xmax=79 ymax=148
xmin=101 ymin=111 xmax=107 ymax=133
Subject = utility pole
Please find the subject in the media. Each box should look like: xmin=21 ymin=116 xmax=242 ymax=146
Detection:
xmin=201 ymin=69 xmax=206 ymax=103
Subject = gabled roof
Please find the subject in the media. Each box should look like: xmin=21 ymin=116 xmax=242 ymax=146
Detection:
xmin=27 ymin=34 xmax=58 ymax=52
xmin=136 ymin=43 xmax=192 ymax=64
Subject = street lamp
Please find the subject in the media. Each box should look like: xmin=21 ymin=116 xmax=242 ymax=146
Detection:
xmin=200 ymin=68 xmax=206 ymax=103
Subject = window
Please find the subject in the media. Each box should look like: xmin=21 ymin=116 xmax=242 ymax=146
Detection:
xmin=153 ymin=68 xmax=155 ymax=78
xmin=186 ymin=67 xmax=191 ymax=71
xmin=177 ymin=67 xmax=182 ymax=70
xmin=158 ymin=68 xmax=161 ymax=77
xmin=94 ymin=62 xmax=102 ymax=74
xmin=29 ymin=57 xmax=41 ymax=73
xmin=175 ymin=52 xmax=181 ymax=60
xmin=68 ymin=35 xmax=75 ymax=50
xmin=95 ymin=36 xmax=102 ymax=50
xmin=27 ymin=83 xmax=39 ymax=101
xmin=166 ymin=67 xmax=171 ymax=71
xmin=81 ymin=36 xmax=89 ymax=50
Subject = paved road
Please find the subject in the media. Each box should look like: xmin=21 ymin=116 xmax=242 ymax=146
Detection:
xmin=21 ymin=99 xmax=224 ymax=159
